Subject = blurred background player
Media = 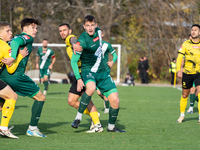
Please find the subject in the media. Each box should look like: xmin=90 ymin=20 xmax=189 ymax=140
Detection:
xmin=59 ymin=23 xmax=102 ymax=132
xmin=0 ymin=21 xmax=28 ymax=139
xmin=169 ymin=58 xmax=176 ymax=85
xmin=176 ymin=24 xmax=200 ymax=123
xmin=36 ymin=39 xmax=56 ymax=95
xmin=0 ymin=18 xmax=47 ymax=137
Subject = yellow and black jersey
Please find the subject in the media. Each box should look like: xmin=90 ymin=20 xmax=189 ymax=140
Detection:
xmin=178 ymin=39 xmax=200 ymax=74
xmin=0 ymin=39 xmax=23 ymax=74
xmin=65 ymin=35 xmax=81 ymax=73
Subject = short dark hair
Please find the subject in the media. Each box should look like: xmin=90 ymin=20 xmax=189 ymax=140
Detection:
xmin=172 ymin=58 xmax=176 ymax=61
xmin=83 ymin=15 xmax=96 ymax=24
xmin=43 ymin=39 xmax=48 ymax=41
xmin=21 ymin=18 xmax=41 ymax=30
xmin=191 ymin=24 xmax=200 ymax=29
xmin=59 ymin=23 xmax=70 ymax=29
xmin=0 ymin=21 xmax=10 ymax=30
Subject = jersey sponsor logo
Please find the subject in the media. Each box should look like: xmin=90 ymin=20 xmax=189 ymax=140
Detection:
xmin=23 ymin=35 xmax=30 ymax=40
xmin=91 ymin=44 xmax=96 ymax=47
xmin=93 ymin=37 xmax=99 ymax=42
xmin=94 ymin=46 xmax=102 ymax=58
xmin=8 ymin=49 xmax=12 ymax=56
xmin=42 ymin=51 xmax=47 ymax=53
xmin=77 ymin=42 xmax=80 ymax=45
xmin=192 ymin=46 xmax=200 ymax=48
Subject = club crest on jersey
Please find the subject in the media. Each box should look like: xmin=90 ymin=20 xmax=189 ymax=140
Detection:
xmin=192 ymin=46 xmax=200 ymax=49
xmin=179 ymin=46 xmax=183 ymax=51
xmin=23 ymin=35 xmax=30 ymax=40
xmin=93 ymin=37 xmax=99 ymax=42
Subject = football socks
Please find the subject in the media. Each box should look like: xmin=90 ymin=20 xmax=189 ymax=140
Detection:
xmin=1 ymin=99 xmax=16 ymax=127
xmin=180 ymin=95 xmax=187 ymax=114
xmin=189 ymin=93 xmax=195 ymax=107
xmin=109 ymin=107 xmax=119 ymax=124
xmin=90 ymin=111 xmax=100 ymax=125
xmin=30 ymin=101 xmax=45 ymax=126
xmin=78 ymin=92 xmax=91 ymax=113
xmin=44 ymin=81 xmax=48 ymax=91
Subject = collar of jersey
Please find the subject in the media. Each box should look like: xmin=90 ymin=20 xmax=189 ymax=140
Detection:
xmin=190 ymin=39 xmax=200 ymax=44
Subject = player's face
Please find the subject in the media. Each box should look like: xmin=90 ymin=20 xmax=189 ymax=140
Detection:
xmin=59 ymin=25 xmax=71 ymax=40
xmin=24 ymin=23 xmax=38 ymax=38
xmin=83 ymin=21 xmax=97 ymax=36
xmin=0 ymin=25 xmax=12 ymax=42
xmin=42 ymin=40 xmax=48 ymax=48
xmin=191 ymin=26 xmax=200 ymax=39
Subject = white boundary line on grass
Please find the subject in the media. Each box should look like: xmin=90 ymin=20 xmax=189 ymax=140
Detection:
xmin=177 ymin=87 xmax=182 ymax=91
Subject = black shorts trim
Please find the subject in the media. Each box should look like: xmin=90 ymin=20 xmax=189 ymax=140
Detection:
xmin=69 ymin=78 xmax=85 ymax=96
xmin=0 ymin=79 xmax=7 ymax=90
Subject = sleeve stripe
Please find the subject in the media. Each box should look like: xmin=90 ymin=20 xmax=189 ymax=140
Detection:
xmin=110 ymin=50 xmax=116 ymax=54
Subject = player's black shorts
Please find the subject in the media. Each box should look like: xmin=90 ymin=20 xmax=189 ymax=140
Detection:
xmin=69 ymin=78 xmax=85 ymax=96
xmin=0 ymin=79 xmax=7 ymax=90
xmin=182 ymin=73 xmax=200 ymax=89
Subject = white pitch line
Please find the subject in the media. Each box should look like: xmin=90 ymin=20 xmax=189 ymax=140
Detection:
xmin=177 ymin=87 xmax=182 ymax=91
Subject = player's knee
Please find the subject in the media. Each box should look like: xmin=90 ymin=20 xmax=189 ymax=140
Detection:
xmin=10 ymin=92 xmax=18 ymax=101
xmin=182 ymin=93 xmax=189 ymax=98
xmin=86 ymin=86 xmax=96 ymax=95
xmin=68 ymin=98 xmax=75 ymax=107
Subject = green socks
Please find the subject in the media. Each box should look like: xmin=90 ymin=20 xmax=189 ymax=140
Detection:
xmin=190 ymin=93 xmax=195 ymax=107
xmin=30 ymin=101 xmax=45 ymax=126
xmin=44 ymin=81 xmax=48 ymax=91
xmin=109 ymin=107 xmax=119 ymax=124
xmin=78 ymin=93 xmax=91 ymax=113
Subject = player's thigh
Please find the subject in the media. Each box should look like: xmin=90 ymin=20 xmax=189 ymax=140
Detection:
xmin=1 ymin=75 xmax=40 ymax=97
xmin=82 ymin=71 xmax=96 ymax=95
xmin=96 ymin=72 xmax=116 ymax=95
xmin=43 ymin=75 xmax=48 ymax=81
xmin=33 ymin=90 xmax=45 ymax=101
xmin=0 ymin=80 xmax=17 ymax=100
xmin=44 ymin=69 xmax=50 ymax=80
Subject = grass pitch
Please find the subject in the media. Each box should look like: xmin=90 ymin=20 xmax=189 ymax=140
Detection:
xmin=0 ymin=84 xmax=200 ymax=150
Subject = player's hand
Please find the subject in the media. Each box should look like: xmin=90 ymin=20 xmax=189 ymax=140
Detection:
xmin=77 ymin=79 xmax=85 ymax=92
xmin=146 ymin=70 xmax=149 ymax=73
xmin=49 ymin=65 xmax=53 ymax=70
xmin=73 ymin=44 xmax=83 ymax=55
xmin=36 ymin=64 xmax=39 ymax=69
xmin=107 ymin=61 xmax=114 ymax=68
xmin=137 ymin=70 xmax=139 ymax=73
xmin=177 ymin=71 xmax=182 ymax=78
xmin=1 ymin=57 xmax=15 ymax=66
xmin=19 ymin=47 xmax=29 ymax=58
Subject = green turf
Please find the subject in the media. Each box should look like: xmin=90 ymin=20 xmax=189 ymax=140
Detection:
xmin=0 ymin=84 xmax=199 ymax=149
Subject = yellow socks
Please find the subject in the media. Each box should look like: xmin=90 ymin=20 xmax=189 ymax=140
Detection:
xmin=1 ymin=99 xmax=16 ymax=127
xmin=83 ymin=108 xmax=90 ymax=116
xmin=180 ymin=96 xmax=187 ymax=114
xmin=90 ymin=111 xmax=100 ymax=125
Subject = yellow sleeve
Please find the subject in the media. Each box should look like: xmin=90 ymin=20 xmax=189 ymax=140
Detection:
xmin=65 ymin=35 xmax=77 ymax=60
xmin=6 ymin=54 xmax=23 ymax=74
xmin=176 ymin=54 xmax=183 ymax=72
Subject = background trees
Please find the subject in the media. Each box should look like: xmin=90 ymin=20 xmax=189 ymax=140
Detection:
xmin=1 ymin=0 xmax=200 ymax=82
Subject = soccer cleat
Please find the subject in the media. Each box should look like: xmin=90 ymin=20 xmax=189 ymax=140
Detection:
xmin=104 ymin=108 xmax=109 ymax=113
xmin=176 ymin=116 xmax=184 ymax=123
xmin=186 ymin=108 xmax=193 ymax=114
xmin=71 ymin=119 xmax=81 ymax=129
xmin=107 ymin=127 xmax=126 ymax=133
xmin=26 ymin=128 xmax=46 ymax=137
xmin=0 ymin=129 xmax=19 ymax=139
xmin=43 ymin=90 xmax=47 ymax=96
xmin=86 ymin=124 xmax=103 ymax=133
xmin=198 ymin=119 xmax=200 ymax=124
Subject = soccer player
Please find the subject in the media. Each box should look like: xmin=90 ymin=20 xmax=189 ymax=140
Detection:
xmin=96 ymin=39 xmax=118 ymax=113
xmin=176 ymin=24 xmax=200 ymax=123
xmin=36 ymin=39 xmax=56 ymax=95
xmin=71 ymin=15 xmax=126 ymax=132
xmin=59 ymin=23 xmax=103 ymax=133
xmin=0 ymin=21 xmax=28 ymax=139
xmin=0 ymin=18 xmax=47 ymax=137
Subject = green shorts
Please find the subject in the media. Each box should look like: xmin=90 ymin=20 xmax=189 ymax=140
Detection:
xmin=1 ymin=74 xmax=40 ymax=97
xmin=82 ymin=71 xmax=117 ymax=96
xmin=40 ymin=68 xmax=50 ymax=78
